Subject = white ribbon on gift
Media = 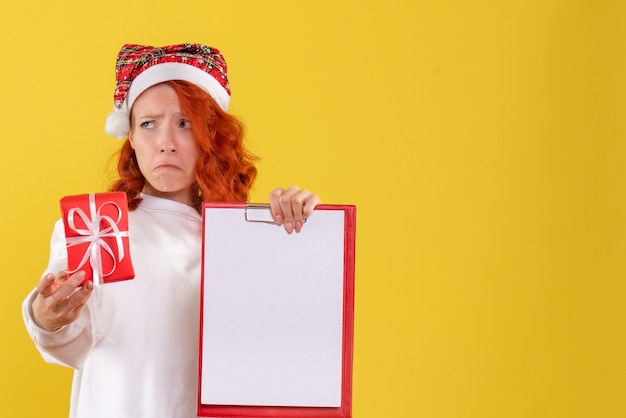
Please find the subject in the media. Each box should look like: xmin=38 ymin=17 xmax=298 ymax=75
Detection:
xmin=65 ymin=193 xmax=129 ymax=285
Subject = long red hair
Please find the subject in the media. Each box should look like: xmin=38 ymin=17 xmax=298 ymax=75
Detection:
xmin=109 ymin=80 xmax=258 ymax=212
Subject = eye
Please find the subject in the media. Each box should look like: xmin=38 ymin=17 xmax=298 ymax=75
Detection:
xmin=139 ymin=120 xmax=155 ymax=128
xmin=178 ymin=119 xmax=191 ymax=129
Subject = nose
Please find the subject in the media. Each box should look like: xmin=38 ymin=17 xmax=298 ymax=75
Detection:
xmin=160 ymin=143 xmax=176 ymax=153
xmin=158 ymin=126 xmax=177 ymax=153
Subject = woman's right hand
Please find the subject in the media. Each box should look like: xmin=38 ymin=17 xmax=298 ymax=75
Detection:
xmin=31 ymin=271 xmax=93 ymax=331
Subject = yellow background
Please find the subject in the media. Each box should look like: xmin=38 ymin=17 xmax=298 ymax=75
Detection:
xmin=2 ymin=1 xmax=625 ymax=417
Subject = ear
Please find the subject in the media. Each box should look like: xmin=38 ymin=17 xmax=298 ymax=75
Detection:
xmin=128 ymin=130 xmax=135 ymax=149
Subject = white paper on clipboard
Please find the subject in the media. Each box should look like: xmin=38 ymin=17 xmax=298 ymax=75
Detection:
xmin=200 ymin=204 xmax=346 ymax=407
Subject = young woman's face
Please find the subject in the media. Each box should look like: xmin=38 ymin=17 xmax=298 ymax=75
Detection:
xmin=129 ymin=83 xmax=200 ymax=206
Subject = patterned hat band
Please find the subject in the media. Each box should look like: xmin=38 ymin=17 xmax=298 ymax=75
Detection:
xmin=105 ymin=43 xmax=230 ymax=140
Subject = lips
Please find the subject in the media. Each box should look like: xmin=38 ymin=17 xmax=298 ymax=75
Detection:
xmin=154 ymin=164 xmax=181 ymax=171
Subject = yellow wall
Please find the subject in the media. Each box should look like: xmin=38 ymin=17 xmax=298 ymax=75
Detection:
xmin=3 ymin=1 xmax=625 ymax=417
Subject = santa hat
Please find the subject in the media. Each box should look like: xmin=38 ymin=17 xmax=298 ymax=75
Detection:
xmin=104 ymin=43 xmax=231 ymax=139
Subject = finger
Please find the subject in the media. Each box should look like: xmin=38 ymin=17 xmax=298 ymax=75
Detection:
xmin=269 ymin=188 xmax=286 ymax=225
xmin=66 ymin=279 xmax=93 ymax=313
xmin=278 ymin=186 xmax=301 ymax=234
xmin=295 ymin=192 xmax=321 ymax=233
xmin=38 ymin=270 xmax=72 ymax=296
xmin=302 ymin=193 xmax=321 ymax=218
xmin=36 ymin=273 xmax=57 ymax=296
xmin=55 ymin=270 xmax=71 ymax=283
xmin=288 ymin=189 xmax=320 ymax=233
xmin=289 ymin=190 xmax=312 ymax=233
xmin=56 ymin=271 xmax=87 ymax=301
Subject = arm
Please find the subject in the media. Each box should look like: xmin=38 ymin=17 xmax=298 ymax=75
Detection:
xmin=22 ymin=220 xmax=97 ymax=370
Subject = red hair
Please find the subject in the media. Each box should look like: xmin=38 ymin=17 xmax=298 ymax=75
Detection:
xmin=109 ymin=80 xmax=258 ymax=212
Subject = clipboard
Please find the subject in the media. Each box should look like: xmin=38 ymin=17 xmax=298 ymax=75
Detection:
xmin=198 ymin=203 xmax=356 ymax=418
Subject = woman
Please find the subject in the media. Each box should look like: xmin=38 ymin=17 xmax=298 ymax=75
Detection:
xmin=22 ymin=43 xmax=320 ymax=418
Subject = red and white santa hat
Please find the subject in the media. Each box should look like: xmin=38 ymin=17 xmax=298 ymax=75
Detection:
xmin=105 ymin=43 xmax=231 ymax=139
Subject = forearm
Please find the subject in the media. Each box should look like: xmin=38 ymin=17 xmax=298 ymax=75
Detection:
xmin=22 ymin=289 xmax=95 ymax=370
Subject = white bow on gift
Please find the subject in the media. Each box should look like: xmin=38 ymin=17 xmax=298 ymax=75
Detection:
xmin=65 ymin=193 xmax=129 ymax=285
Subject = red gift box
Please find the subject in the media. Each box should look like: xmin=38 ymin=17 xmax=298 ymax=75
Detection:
xmin=60 ymin=192 xmax=135 ymax=285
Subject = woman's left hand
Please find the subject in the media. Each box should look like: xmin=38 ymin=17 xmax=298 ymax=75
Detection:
xmin=269 ymin=186 xmax=321 ymax=234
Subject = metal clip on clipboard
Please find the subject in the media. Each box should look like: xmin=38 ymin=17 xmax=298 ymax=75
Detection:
xmin=244 ymin=204 xmax=307 ymax=225
xmin=244 ymin=204 xmax=276 ymax=225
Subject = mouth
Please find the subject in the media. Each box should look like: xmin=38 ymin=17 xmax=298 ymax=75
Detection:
xmin=154 ymin=164 xmax=181 ymax=171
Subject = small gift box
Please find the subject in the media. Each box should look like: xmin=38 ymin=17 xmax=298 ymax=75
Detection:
xmin=60 ymin=192 xmax=135 ymax=285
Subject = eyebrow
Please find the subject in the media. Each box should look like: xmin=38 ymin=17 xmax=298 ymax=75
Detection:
xmin=134 ymin=112 xmax=188 ymax=120
xmin=135 ymin=114 xmax=162 ymax=120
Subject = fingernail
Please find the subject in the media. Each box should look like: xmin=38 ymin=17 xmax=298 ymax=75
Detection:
xmin=295 ymin=221 xmax=302 ymax=233
xmin=274 ymin=214 xmax=283 ymax=225
xmin=76 ymin=271 xmax=86 ymax=280
xmin=286 ymin=221 xmax=293 ymax=234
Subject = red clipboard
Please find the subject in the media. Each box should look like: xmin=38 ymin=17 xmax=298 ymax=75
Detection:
xmin=198 ymin=203 xmax=356 ymax=418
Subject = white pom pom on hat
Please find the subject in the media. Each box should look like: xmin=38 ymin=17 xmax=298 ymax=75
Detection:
xmin=105 ymin=103 xmax=131 ymax=140
xmin=104 ymin=43 xmax=231 ymax=140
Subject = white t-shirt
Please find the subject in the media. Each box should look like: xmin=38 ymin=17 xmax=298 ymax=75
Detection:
xmin=23 ymin=194 xmax=204 ymax=418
